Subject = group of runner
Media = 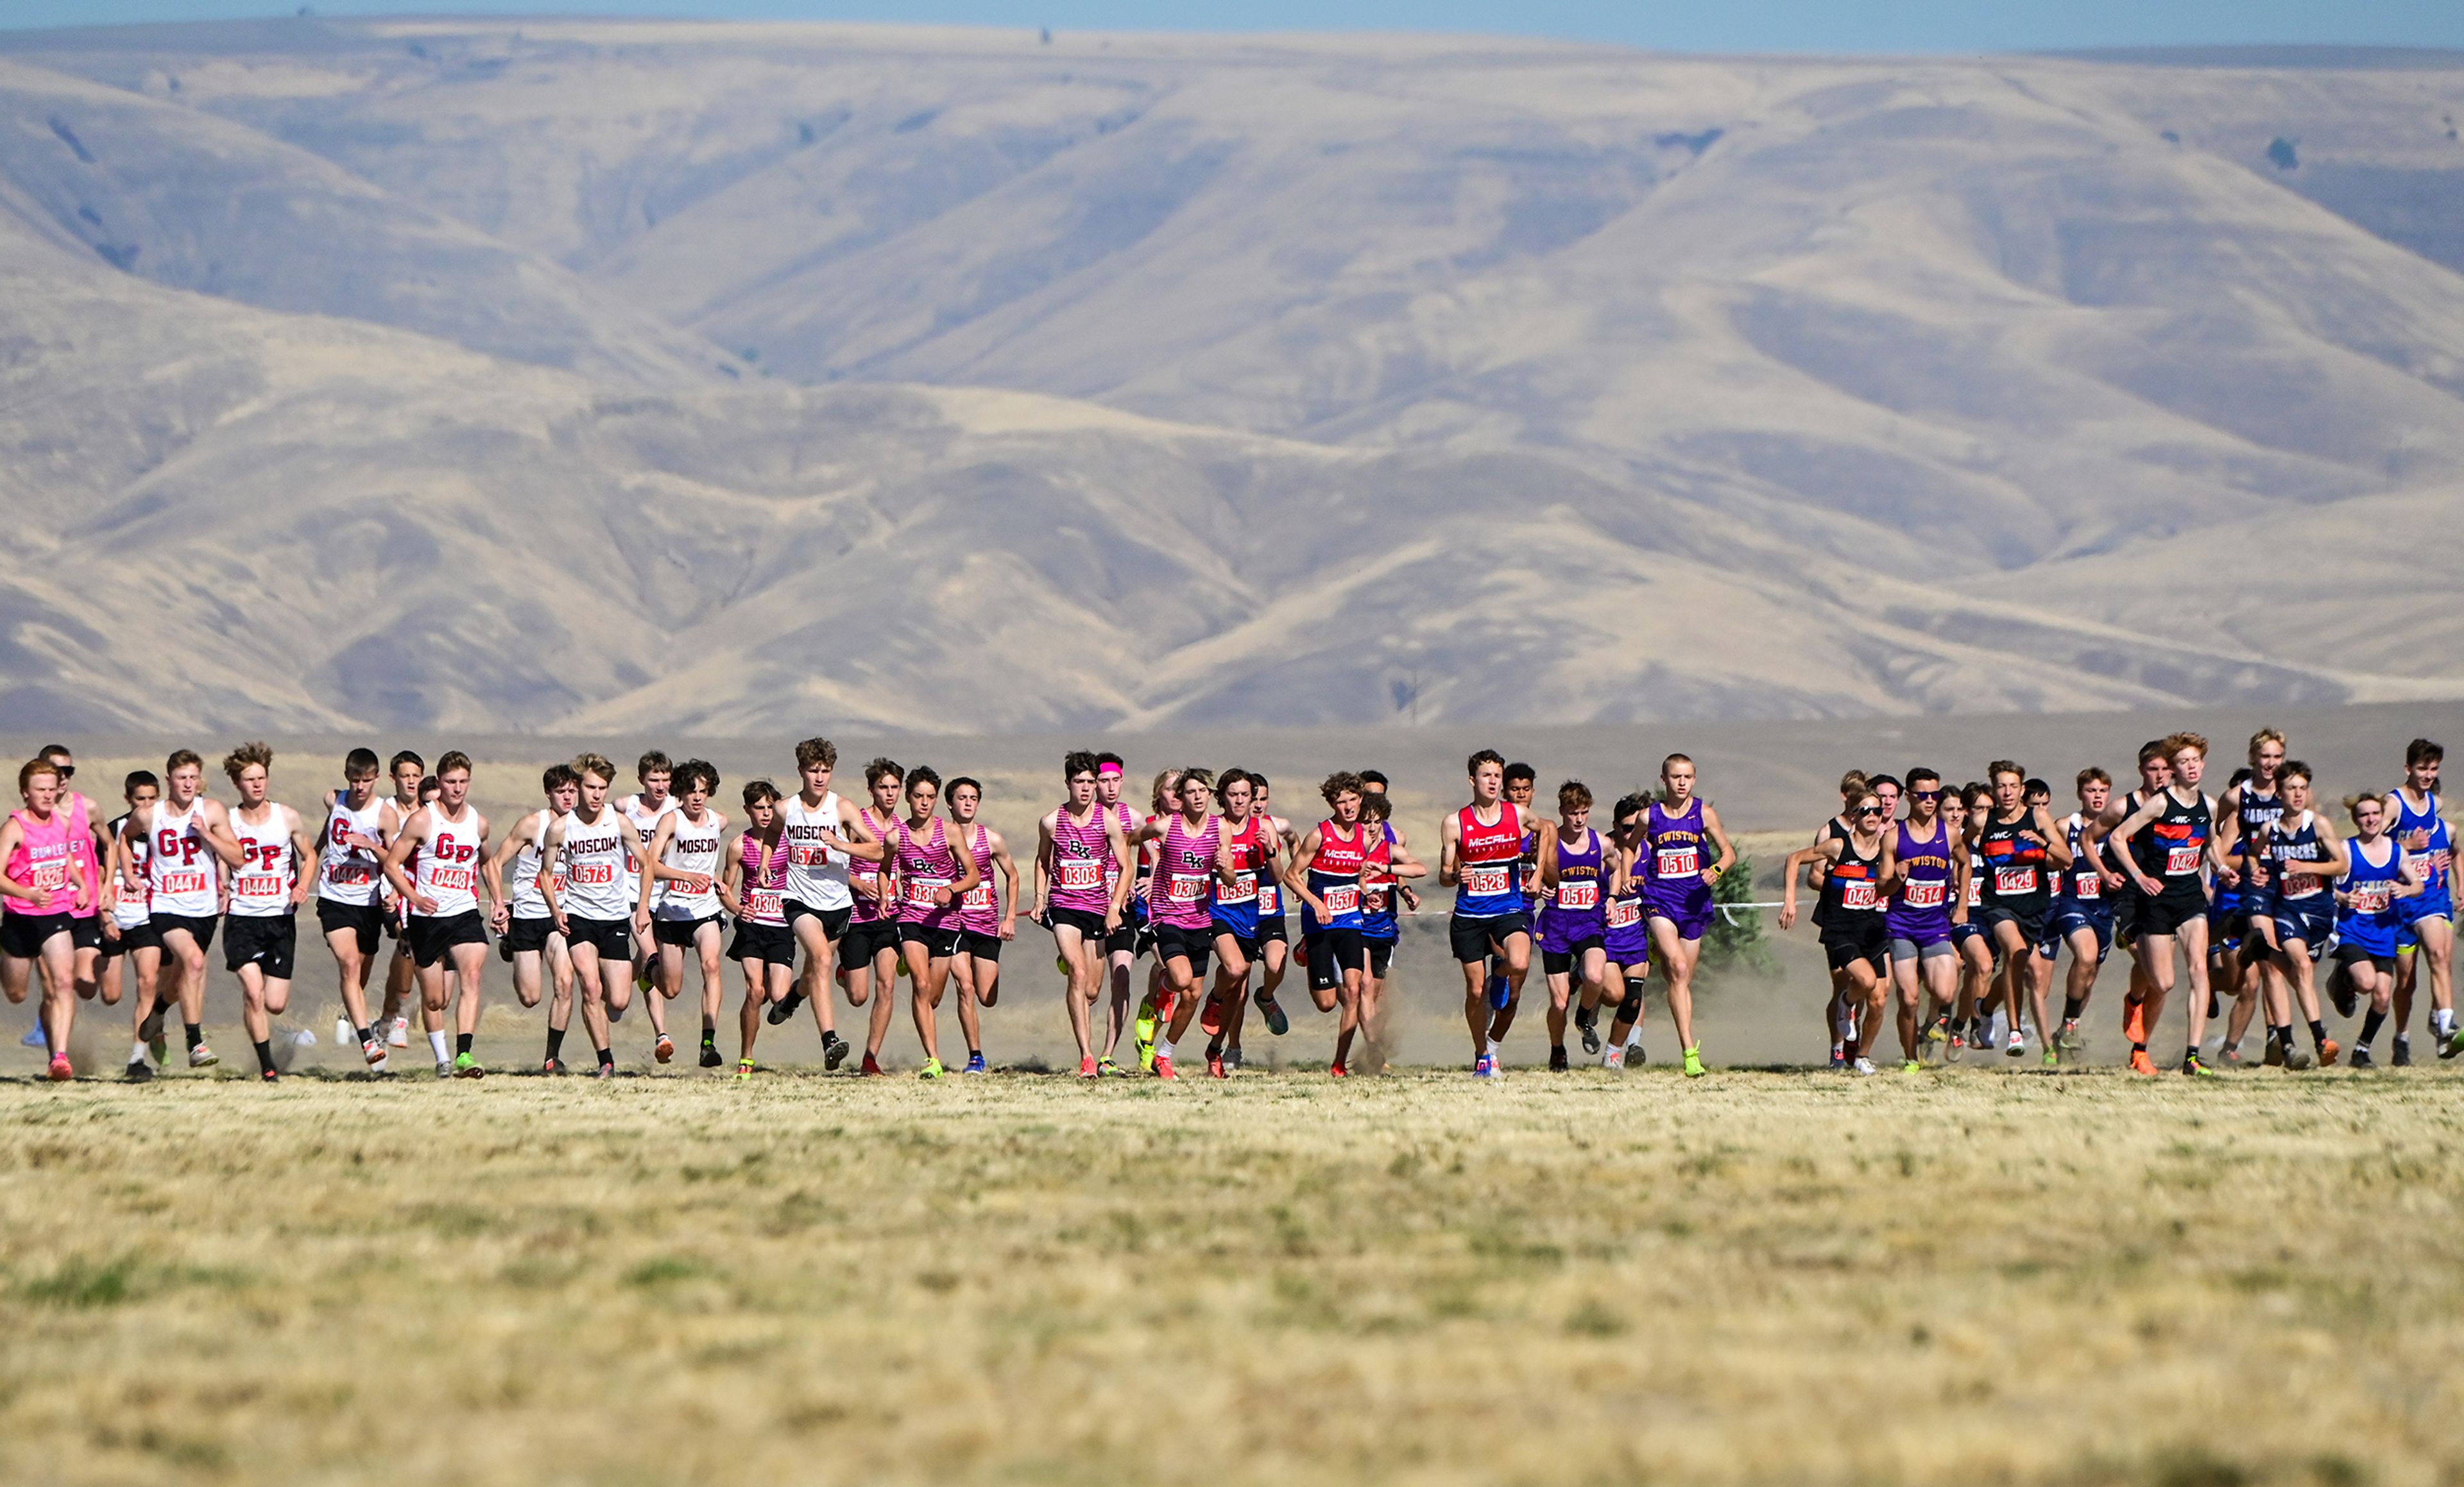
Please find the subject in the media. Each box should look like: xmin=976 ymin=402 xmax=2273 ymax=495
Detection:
xmin=0 ymin=729 xmax=2449 ymax=1082
xmin=1777 ymin=730 xmax=2457 ymax=1076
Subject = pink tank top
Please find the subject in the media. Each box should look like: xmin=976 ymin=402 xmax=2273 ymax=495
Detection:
xmin=1049 ymin=806 xmax=1111 ymax=915
xmin=849 ymin=806 xmax=894 ymax=924
xmin=737 ymin=832 xmax=788 ymax=927
xmin=1149 ymin=813 xmax=1220 ymax=931
xmin=7 ymin=808 xmax=79 ymax=916
xmin=956 ymin=823 xmax=999 ymax=935
xmin=64 ymin=794 xmax=98 ymax=920
xmin=892 ymin=817 xmax=961 ymax=927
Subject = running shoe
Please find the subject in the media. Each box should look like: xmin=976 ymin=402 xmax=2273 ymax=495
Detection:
xmin=21 ymin=1025 xmax=46 ymax=1048
xmin=1097 ymin=1057 xmax=1120 ymax=1077
xmin=1222 ymin=1046 xmax=1244 ymax=1071
xmin=766 ymin=991 xmax=801 ymax=1026
xmin=2055 ymin=1020 xmax=2084 ymax=1057
xmin=2286 ymin=1044 xmax=2314 ymax=1071
xmin=964 ymin=1052 xmax=988 ymax=1075
xmin=1254 ymin=990 xmax=1289 ymax=1037
xmin=860 ymin=1053 xmax=884 ymax=1077
xmin=2205 ymin=991 xmax=2221 ymax=1021
xmin=919 ymin=1058 xmax=944 ymax=1080
xmin=823 ymin=1032 xmax=850 ymax=1070
xmin=2443 ymin=1026 xmax=2464 ymax=1060
xmin=1852 ymin=1057 xmax=1878 ymax=1076
xmin=1604 ymin=1045 xmax=1627 ymax=1071
xmin=1827 ymin=1050 xmax=1846 ymax=1071
xmin=2218 ymin=1043 xmax=2243 ymax=1067
xmin=1486 ymin=972 xmax=1511 ymax=1011
xmin=699 ymin=1044 xmax=723 ymax=1069
xmin=2005 ymin=1030 xmax=2026 ymax=1058
xmin=2350 ymin=1045 xmax=2375 ymax=1069
xmin=1473 ymin=1053 xmax=1498 ymax=1079
xmin=1924 ymin=1017 xmax=1949 ymax=1061
xmin=654 ymin=1034 xmax=676 ymax=1065
xmin=1902 ymin=1059 xmax=1922 ymax=1074
xmin=148 ymin=1030 xmax=167 ymax=1067
xmin=453 ymin=1052 xmax=485 ymax=1079
xmin=1078 ymin=1056 xmax=1099 ymax=1079
xmin=2330 ymin=973 xmax=2358 ymax=1019
xmin=1328 ymin=1060 xmax=1346 ymax=1078
xmin=635 ymin=963 xmax=654 ymax=995
xmin=1946 ymin=1028 xmax=1965 ymax=1064
xmin=362 ymin=1035 xmax=388 ymax=1066
xmin=2041 ymin=1049 xmax=2058 ymax=1069
xmin=735 ymin=1059 xmax=755 ymax=1080
xmin=2122 ymin=996 xmax=2145 ymax=1045
xmin=1681 ymin=1047 xmax=1706 ymax=1079
xmin=1548 ymin=1045 xmax=1570 ymax=1073
xmin=2128 ymin=1049 xmax=2158 ymax=1076
xmin=388 ymin=1016 xmax=409 ymax=1048
xmin=1199 ymin=995 xmax=1224 ymax=1036
xmin=2181 ymin=1051 xmax=2215 ymax=1078
xmin=261 ymin=1066 xmax=278 ymax=1083
xmin=1207 ymin=1053 xmax=1226 ymax=1079
xmin=595 ymin=1062 xmax=615 ymax=1080
xmin=542 ymin=1057 xmax=568 ymax=1076
xmin=2264 ymin=1033 xmax=2285 ymax=1067
xmin=124 ymin=1057 xmax=153 ymax=1083
xmin=335 ymin=1015 xmax=355 ymax=1048
xmin=46 ymin=1053 xmax=71 ymax=1080
xmin=1153 ymin=1053 xmax=1176 ymax=1081
xmin=1133 ymin=994 xmax=1158 ymax=1070
xmin=1629 ymin=1041 xmax=1647 ymax=1066
xmin=189 ymin=1043 xmax=218 ymax=1069
xmin=436 ymin=1058 xmax=456 ymax=1079
xmin=2319 ymin=1039 xmax=2340 ymax=1067
xmin=2393 ymin=1037 xmax=2413 ymax=1067
xmin=1576 ymin=1007 xmax=1601 ymax=1056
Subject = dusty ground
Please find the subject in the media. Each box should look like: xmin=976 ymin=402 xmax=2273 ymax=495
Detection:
xmin=0 ymin=1068 xmax=2458 ymax=1486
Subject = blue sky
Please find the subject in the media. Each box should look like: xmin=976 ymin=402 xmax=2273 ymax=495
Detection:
xmin=5 ymin=0 xmax=2460 ymax=53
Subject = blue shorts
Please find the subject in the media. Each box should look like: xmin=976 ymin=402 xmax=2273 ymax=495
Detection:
xmin=1949 ymin=920 xmax=1983 ymax=947
xmin=2039 ymin=909 xmax=2112 ymax=965
xmin=2272 ymin=899 xmax=2336 ymax=952
xmin=2398 ymin=891 xmax=2452 ymax=950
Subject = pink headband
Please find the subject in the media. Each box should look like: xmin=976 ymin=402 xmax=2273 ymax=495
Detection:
xmin=1096 ymin=763 xmax=1123 ymax=777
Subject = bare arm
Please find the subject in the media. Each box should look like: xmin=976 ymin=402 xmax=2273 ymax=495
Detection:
xmin=2033 ymin=806 xmax=2073 ymax=870
xmin=1032 ymin=814 xmax=1055 ymax=921
xmin=288 ymin=808 xmax=321 ymax=910
xmin=989 ymin=829 xmax=1020 ymax=937
xmin=1437 ymin=812 xmax=1463 ymax=887
xmin=380 ymin=810 xmax=431 ymax=911
xmin=193 ymin=801 xmax=248 ymax=869
xmin=1702 ymin=803 xmax=1738 ymax=881
xmin=1778 ymin=837 xmax=1849 ymax=929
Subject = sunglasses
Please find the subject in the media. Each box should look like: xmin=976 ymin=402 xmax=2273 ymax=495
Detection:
xmin=1910 ymin=789 xmax=1940 ymax=801
xmin=49 ymin=763 xmax=73 ymax=779
xmin=1854 ymin=806 xmax=1884 ymax=816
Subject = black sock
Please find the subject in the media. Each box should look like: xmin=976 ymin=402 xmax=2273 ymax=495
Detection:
xmin=253 ymin=1039 xmax=275 ymax=1073
xmin=184 ymin=1022 xmax=204 ymax=1049
xmin=545 ymin=1027 xmax=566 ymax=1059
xmin=2131 ymin=1040 xmax=2147 ymax=1054
xmin=2185 ymin=1044 xmax=2199 ymax=1062
xmin=822 ymin=1028 xmax=844 ymax=1048
xmin=2361 ymin=1009 xmax=2386 ymax=1046
xmin=2310 ymin=1019 xmax=2329 ymax=1048
xmin=355 ymin=1025 xmax=372 ymax=1046
xmin=2062 ymin=996 xmax=2085 ymax=1021
xmin=597 ymin=1046 xmax=614 ymax=1067
xmin=456 ymin=1032 xmax=473 ymax=1056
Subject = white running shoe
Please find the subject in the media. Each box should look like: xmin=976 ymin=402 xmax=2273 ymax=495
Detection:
xmin=1604 ymin=1045 xmax=1626 ymax=1070
xmin=1852 ymin=1057 xmax=1878 ymax=1076
xmin=434 ymin=1058 xmax=454 ymax=1079
xmin=388 ymin=1016 xmax=409 ymax=1048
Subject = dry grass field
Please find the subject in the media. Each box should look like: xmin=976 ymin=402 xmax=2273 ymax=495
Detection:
xmin=3 ymin=1068 xmax=2460 ymax=1487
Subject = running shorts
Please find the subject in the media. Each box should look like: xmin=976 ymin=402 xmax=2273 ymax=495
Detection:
xmin=1104 ymin=903 xmax=1147 ymax=959
xmin=405 ymin=910 xmax=486 ymax=969
xmin=1043 ymin=906 xmax=1109 ymax=944
xmin=1449 ymin=910 xmax=1529 ymax=965
xmin=1822 ymin=919 xmax=1890 ymax=976
xmin=0 ymin=911 xmax=73 ymax=960
xmin=222 ymin=913 xmax=297 ymax=978
xmin=1949 ymin=920 xmax=1983 ymax=949
xmin=1365 ymin=936 xmax=1395 ymax=978
xmin=563 ymin=914 xmax=632 ymax=963
xmin=317 ymin=899 xmax=387 ymax=958
xmin=1256 ymin=912 xmax=1288 ymax=944
xmin=1542 ymin=938 xmax=1604 ymax=977
xmin=898 ymin=922 xmax=962 ymax=958
xmin=1978 ymin=905 xmax=2046 ymax=947
xmin=728 ymin=920 xmax=796 ymax=969
xmin=1307 ymin=926 xmax=1364 ymax=990
xmin=2136 ymin=885 xmax=2206 ymax=939
xmin=2272 ymin=900 xmax=2336 ymax=953
xmin=957 ymin=930 xmax=1004 ymax=963
xmin=69 ymin=914 xmax=103 ymax=953
xmin=2039 ymin=909 xmax=2112 ymax=965
xmin=149 ymin=912 xmax=219 ymax=955
xmin=1213 ymin=928 xmax=1260 ymax=967
xmin=501 ymin=914 xmax=561 ymax=956
xmin=841 ymin=919 xmax=902 ymax=967
xmin=783 ymin=900 xmax=850 ymax=942
xmin=1151 ymin=922 xmax=1213 ymax=978
xmin=1892 ymin=934 xmax=1955 ymax=964
xmin=653 ymin=913 xmax=723 ymax=949
xmin=105 ymin=917 xmax=158 ymax=955
xmin=2333 ymin=942 xmax=2393 ymax=978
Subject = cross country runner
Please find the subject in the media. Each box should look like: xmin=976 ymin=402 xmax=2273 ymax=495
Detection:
xmin=2243 ymin=761 xmax=2337 ymax=1069
xmin=642 ymin=760 xmax=729 ymax=1069
xmin=1 ymin=756 xmax=95 ymax=1079
xmin=945 ymin=776 xmax=1018 ymax=1075
xmin=488 ymin=765 xmax=581 ymax=1073
xmin=107 ymin=771 xmax=168 ymax=1081
xmin=1878 ymin=767 xmax=1967 ymax=1073
xmin=1285 ymin=772 xmax=1380 ymax=1076
xmin=2381 ymin=740 xmax=2457 ymax=1062
xmin=1356 ymin=790 xmax=1425 ymax=1075
xmin=1641 ymin=753 xmax=1734 ymax=1078
xmin=1201 ymin=769 xmax=1283 ymax=1075
xmin=535 ymin=753 xmax=660 ymax=1078
xmin=1134 ymin=769 xmax=1235 ymax=1080
xmin=886 ymin=766 xmax=980 ymax=1080
xmin=1972 ymin=760 xmax=2070 ymax=1066
xmin=120 ymin=749 xmax=242 ymax=1073
xmin=1781 ymin=786 xmax=1891 ymax=1075
xmin=2211 ymin=730 xmax=2287 ymax=1062
xmin=2041 ymin=768 xmax=2125 ymax=1062
xmin=1439 ymin=749 xmax=1536 ymax=1078
xmin=1034 ymin=751 xmax=1134 ymax=1078
xmin=617 ymin=751 xmax=680 ymax=1031
xmin=313 ymin=749 xmax=396 ymax=1070
xmin=373 ymin=750 xmax=425 ymax=1053
xmin=1592 ymin=792 xmax=1656 ymax=1069
xmin=766 ymin=738 xmax=884 ymax=1071
xmin=2329 ymin=792 xmax=2424 ymax=1067
xmin=834 ymin=758 xmax=907 ymax=1076
xmin=217 ymin=744 xmax=322 ymax=1082
xmin=1537 ymin=781 xmax=1613 ymax=1074
xmin=2095 ymin=733 xmax=2223 ymax=1076
xmin=379 ymin=751 xmax=497 ymax=1078
xmin=33 ymin=746 xmax=105 ymax=1017
xmin=718 ymin=779 xmax=794 ymax=1077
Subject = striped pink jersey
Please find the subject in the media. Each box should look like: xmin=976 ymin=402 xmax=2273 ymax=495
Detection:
xmin=849 ymin=805 xmax=895 ymax=924
xmin=891 ymin=816 xmax=962 ymax=928
xmin=1049 ymin=806 xmax=1112 ymax=915
xmin=956 ymin=822 xmax=1000 ymax=935
xmin=737 ymin=832 xmax=788 ymax=928
xmin=1148 ymin=813 xmax=1220 ymax=931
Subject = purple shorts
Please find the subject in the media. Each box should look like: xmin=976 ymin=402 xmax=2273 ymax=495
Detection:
xmin=1644 ymin=881 xmax=1712 ymax=941
xmin=1605 ymin=910 xmax=1652 ymax=966
xmin=1537 ymin=904 xmax=1605 ymax=956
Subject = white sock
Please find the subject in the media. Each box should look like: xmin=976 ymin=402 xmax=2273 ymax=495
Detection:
xmin=429 ymin=1030 xmax=450 ymax=1061
xmin=2434 ymin=1009 xmax=2454 ymax=1037
xmin=130 ymin=1040 xmax=148 ymax=1064
xmin=1154 ymin=1037 xmax=1173 ymax=1061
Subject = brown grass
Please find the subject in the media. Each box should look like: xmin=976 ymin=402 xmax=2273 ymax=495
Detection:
xmin=1 ymin=1067 xmax=2458 ymax=1486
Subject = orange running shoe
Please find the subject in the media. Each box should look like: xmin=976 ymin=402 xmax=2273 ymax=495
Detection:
xmin=1199 ymin=995 xmax=1224 ymax=1036
xmin=1078 ymin=1056 xmax=1099 ymax=1079
xmin=2319 ymin=1039 xmax=2340 ymax=1067
xmin=1154 ymin=1053 xmax=1177 ymax=1081
xmin=1206 ymin=1053 xmax=1226 ymax=1079
xmin=2128 ymin=1049 xmax=2158 ymax=1076
xmin=654 ymin=1034 xmax=675 ymax=1064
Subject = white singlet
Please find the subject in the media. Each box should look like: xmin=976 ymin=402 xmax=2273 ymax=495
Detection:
xmin=108 ymin=811 xmax=150 ymax=931
xmin=655 ymin=808 xmax=726 ymax=921
xmin=316 ymin=795 xmax=388 ymax=907
xmin=145 ymin=799 xmax=221 ymax=919
xmin=508 ymin=808 xmax=564 ymax=920
xmin=227 ymin=805 xmax=297 ymax=919
xmin=780 ymin=791 xmax=853 ymax=912
xmin=556 ymin=808 xmax=634 ymax=921
xmin=618 ymin=793 xmax=678 ymax=910
xmin=411 ymin=804 xmax=484 ymax=919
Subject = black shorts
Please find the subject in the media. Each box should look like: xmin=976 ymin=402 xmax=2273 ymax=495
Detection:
xmin=1822 ymin=919 xmax=1890 ymax=976
xmin=1978 ymin=904 xmax=2048 ymax=947
xmin=898 ymin=921 xmax=962 ymax=958
xmin=1307 ymin=926 xmax=1364 ymax=990
xmin=150 ymin=912 xmax=219 ymax=955
xmin=783 ymin=899 xmax=851 ymax=942
xmin=957 ymin=930 xmax=1004 ymax=962
xmin=1542 ymin=938 xmax=1605 ymax=977
xmin=1151 ymin=922 xmax=1214 ymax=978
xmin=0 ymin=911 xmax=73 ymax=960
xmin=316 ymin=899 xmax=386 ymax=958
xmin=1213 ymin=928 xmax=1261 ymax=966
xmin=563 ymin=915 xmax=632 ymax=963
xmin=1104 ymin=908 xmax=1146 ymax=958
xmin=1044 ymin=906 xmax=1110 ymax=944
xmin=500 ymin=915 xmax=561 ymax=956
xmin=70 ymin=914 xmax=103 ymax=952
xmin=105 ymin=917 xmax=158 ymax=955
xmin=2136 ymin=887 xmax=2206 ymax=939
xmin=223 ymin=913 xmax=298 ymax=978
xmin=1256 ymin=913 xmax=1289 ymax=944
xmin=842 ymin=918 xmax=902 ymax=967
xmin=1366 ymin=937 xmax=1395 ymax=978
xmin=728 ymin=920 xmax=797 ymax=969
xmin=406 ymin=910 xmax=486 ymax=969
xmin=2333 ymin=942 xmax=2396 ymax=978
xmin=652 ymin=913 xmax=723 ymax=949
xmin=1449 ymin=911 xmax=1530 ymax=965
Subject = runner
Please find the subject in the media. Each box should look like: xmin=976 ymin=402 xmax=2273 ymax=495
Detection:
xmin=105 ymin=772 xmax=168 ymax=1082
xmin=1125 ymin=768 xmax=1178 ymax=1073
xmin=1283 ymin=772 xmax=1380 ymax=1076
xmin=642 ymin=760 xmax=728 ymax=1069
xmin=2212 ymin=731 xmax=2287 ymax=1062
xmin=1203 ymin=769 xmax=1279 ymax=1075
xmin=1489 ymin=762 xmax=1542 ymax=1011
xmin=2244 ymin=761 xmax=2337 ymax=1069
xmin=1801 ymin=770 xmax=1870 ymax=1069
xmin=830 ymin=759 xmax=909 ymax=1077
xmin=717 ymin=779 xmax=794 ymax=1077
xmin=1 ymin=757 xmax=94 ymax=1078
xmin=1032 ymin=750 xmax=1133 ymax=1077
xmin=1972 ymin=760 xmax=2069 ymax=1067
xmin=33 ymin=746 xmax=106 ymax=1015
xmin=2099 ymin=741 xmax=2173 ymax=1064
xmin=1641 ymin=754 xmax=1736 ymax=1078
xmin=1946 ymin=783 xmax=1996 ymax=1058
xmin=534 ymin=753 xmax=657 ymax=1078
xmin=1437 ymin=749 xmax=1536 ymax=1078
xmin=616 ymin=751 xmax=680 ymax=1012
xmin=2041 ymin=768 xmax=2125 ymax=1063
xmin=1091 ymin=754 xmax=1146 ymax=1074
xmin=2380 ymin=740 xmax=2457 ymax=1062
xmin=378 ymin=751 xmax=497 ymax=1078
xmin=2096 ymin=733 xmax=2223 ymax=1076
xmin=218 ymin=744 xmax=322 ymax=1082
xmin=1781 ymin=786 xmax=1891 ymax=1075
xmin=487 ymin=765 xmax=580 ymax=1073
xmin=2330 ymin=793 xmax=2424 ymax=1068
xmin=119 ymin=750 xmax=240 ymax=1073
xmin=1136 ymin=769 xmax=1233 ymax=1080
xmin=1595 ymin=792 xmax=1656 ymax=1069
xmin=945 ymin=776 xmax=1018 ymax=1075
xmin=1356 ymin=791 xmax=1426 ymax=1076
xmin=767 ymin=738 xmax=884 ymax=1071
xmin=374 ymin=750 xmax=425 ymax=1052
xmin=1237 ymin=772 xmax=1297 ymax=1066
xmin=312 ymin=749 xmax=396 ymax=1071
xmin=1878 ymin=767 xmax=1967 ymax=1072
xmin=886 ymin=766 xmax=980 ymax=1080
xmin=1537 ymin=781 xmax=1613 ymax=1074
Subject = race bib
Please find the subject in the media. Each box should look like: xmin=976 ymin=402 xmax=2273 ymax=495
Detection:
xmin=1965 ymin=879 xmax=1983 ymax=907
xmin=2166 ymin=845 xmax=2202 ymax=875
xmin=1258 ymin=883 xmax=1281 ymax=915
xmin=2354 ymin=881 xmax=2393 ymax=914
xmin=1056 ymin=860 xmax=1101 ymax=891
xmin=325 ymin=862 xmax=374 ymax=885
xmin=156 ymin=870 xmax=209 ymax=897
xmin=572 ymin=862 xmax=618 ymax=888
xmin=961 ymin=881 xmax=995 ymax=911
xmin=27 ymin=862 xmax=65 ymax=892
xmin=1555 ymin=881 xmax=1598 ymax=912
xmin=427 ymin=866 xmax=474 ymax=893
xmin=903 ymin=876 xmax=950 ymax=908
xmin=234 ymin=873 xmax=286 ymax=900
xmin=1994 ymin=866 xmax=2037 ymax=896
xmin=1655 ymin=847 xmax=1700 ymax=879
xmin=1607 ymin=898 xmax=1641 ymax=928
xmin=1165 ymin=872 xmax=1206 ymax=903
xmin=1902 ymin=879 xmax=1947 ymax=909
xmin=746 ymin=888 xmax=783 ymax=921
xmin=1462 ymin=863 xmax=1512 ymax=896
xmin=789 ymin=841 xmax=837 ymax=869
xmin=1216 ymin=875 xmax=1256 ymax=906
xmin=1840 ymin=881 xmax=1878 ymax=911
xmin=1319 ymin=884 xmax=1359 ymax=915
xmin=2283 ymin=872 xmax=2323 ymax=899
xmin=2073 ymin=873 xmax=2101 ymax=901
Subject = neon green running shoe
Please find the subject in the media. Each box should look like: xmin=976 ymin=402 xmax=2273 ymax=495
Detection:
xmin=735 ymin=1059 xmax=755 ymax=1081
xmin=1097 ymin=1057 xmax=1120 ymax=1078
xmin=920 ymin=1057 xmax=945 ymax=1080
xmin=452 ymin=1051 xmax=484 ymax=1080
xmin=2042 ymin=1049 xmax=2060 ymax=1069
xmin=1903 ymin=1059 xmax=1922 ymax=1074
xmin=1133 ymin=995 xmax=1159 ymax=1071
xmin=1681 ymin=1047 xmax=1706 ymax=1078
